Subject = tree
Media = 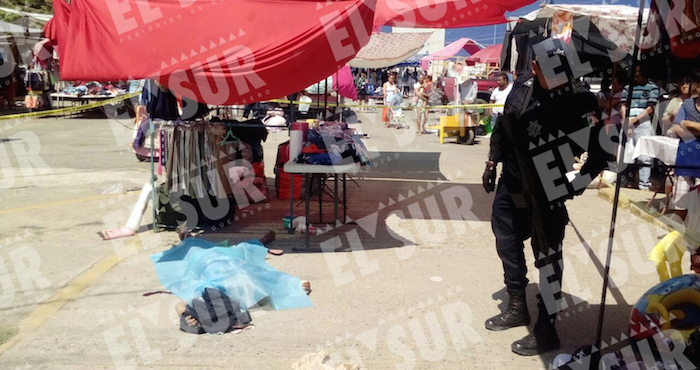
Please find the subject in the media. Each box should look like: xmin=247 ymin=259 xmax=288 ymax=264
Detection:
xmin=0 ymin=1 xmax=52 ymax=23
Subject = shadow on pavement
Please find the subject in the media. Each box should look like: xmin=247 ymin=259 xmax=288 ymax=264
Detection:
xmin=362 ymin=151 xmax=446 ymax=181
xmin=487 ymin=285 xmax=633 ymax=369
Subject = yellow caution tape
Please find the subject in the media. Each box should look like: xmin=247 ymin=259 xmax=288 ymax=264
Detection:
xmin=266 ymin=98 xmax=503 ymax=110
xmin=0 ymin=92 xmax=140 ymax=121
xmin=0 ymin=92 xmax=499 ymax=121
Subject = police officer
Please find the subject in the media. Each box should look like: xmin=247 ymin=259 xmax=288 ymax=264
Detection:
xmin=482 ymin=38 xmax=609 ymax=356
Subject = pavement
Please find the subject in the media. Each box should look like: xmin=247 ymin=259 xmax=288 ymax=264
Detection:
xmin=0 ymin=109 xmax=682 ymax=369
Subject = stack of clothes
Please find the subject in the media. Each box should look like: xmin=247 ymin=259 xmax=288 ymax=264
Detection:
xmin=296 ymin=122 xmax=371 ymax=166
xmin=61 ymin=81 xmax=127 ymax=96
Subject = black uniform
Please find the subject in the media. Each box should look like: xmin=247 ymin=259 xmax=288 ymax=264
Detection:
xmin=488 ymin=72 xmax=608 ymax=314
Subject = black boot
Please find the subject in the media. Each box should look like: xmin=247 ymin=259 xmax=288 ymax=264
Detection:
xmin=511 ymin=295 xmax=560 ymax=356
xmin=485 ymin=289 xmax=530 ymax=331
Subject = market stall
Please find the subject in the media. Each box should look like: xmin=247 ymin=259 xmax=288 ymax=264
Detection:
xmin=466 ymin=43 xmax=502 ymax=66
xmin=420 ymin=38 xmax=484 ymax=72
xmin=282 ymin=121 xmax=371 ymax=251
xmin=502 ymin=4 xmax=647 ymax=77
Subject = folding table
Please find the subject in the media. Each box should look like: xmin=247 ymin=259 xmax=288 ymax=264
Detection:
xmin=283 ymin=161 xmax=361 ymax=251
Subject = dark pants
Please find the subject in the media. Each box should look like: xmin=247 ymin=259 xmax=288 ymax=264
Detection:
xmin=491 ymin=171 xmax=568 ymax=323
xmin=243 ymin=102 xmax=260 ymax=119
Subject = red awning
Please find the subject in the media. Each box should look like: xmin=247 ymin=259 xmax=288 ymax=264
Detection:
xmin=374 ymin=0 xmax=537 ymax=29
xmin=466 ymin=44 xmax=502 ymax=65
xmin=53 ymin=0 xmax=375 ymax=105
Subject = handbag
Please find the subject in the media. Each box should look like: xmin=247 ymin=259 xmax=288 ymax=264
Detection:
xmin=382 ymin=107 xmax=389 ymax=122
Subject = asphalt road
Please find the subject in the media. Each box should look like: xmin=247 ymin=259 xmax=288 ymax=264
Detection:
xmin=0 ymin=110 xmax=677 ymax=369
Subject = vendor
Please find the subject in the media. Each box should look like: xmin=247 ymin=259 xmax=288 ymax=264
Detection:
xmin=621 ymin=66 xmax=660 ymax=190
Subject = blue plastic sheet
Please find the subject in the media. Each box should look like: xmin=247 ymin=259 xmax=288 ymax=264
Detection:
xmin=150 ymin=238 xmax=312 ymax=311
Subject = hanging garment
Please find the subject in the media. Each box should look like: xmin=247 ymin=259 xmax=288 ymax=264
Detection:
xmin=143 ymin=81 xmax=179 ymax=121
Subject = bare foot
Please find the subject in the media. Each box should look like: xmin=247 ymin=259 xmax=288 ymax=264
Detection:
xmin=301 ymin=280 xmax=311 ymax=295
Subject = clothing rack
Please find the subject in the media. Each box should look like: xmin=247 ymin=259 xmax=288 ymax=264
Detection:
xmin=151 ymin=119 xmax=269 ymax=230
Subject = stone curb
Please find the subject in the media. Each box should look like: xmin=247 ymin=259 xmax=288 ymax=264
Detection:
xmin=596 ymin=186 xmax=685 ymax=234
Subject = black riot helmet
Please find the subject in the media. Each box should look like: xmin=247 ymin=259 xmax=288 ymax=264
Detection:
xmin=531 ymin=37 xmax=591 ymax=94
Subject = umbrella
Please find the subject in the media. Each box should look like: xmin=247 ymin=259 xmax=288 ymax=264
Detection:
xmin=151 ymin=238 xmax=312 ymax=310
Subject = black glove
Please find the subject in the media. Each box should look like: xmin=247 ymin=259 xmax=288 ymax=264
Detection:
xmin=482 ymin=165 xmax=496 ymax=193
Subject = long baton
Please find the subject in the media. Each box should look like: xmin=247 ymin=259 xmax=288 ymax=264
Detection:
xmin=594 ymin=0 xmax=647 ymax=350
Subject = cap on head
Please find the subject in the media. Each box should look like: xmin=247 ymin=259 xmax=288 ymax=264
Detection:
xmin=531 ymin=37 xmax=581 ymax=91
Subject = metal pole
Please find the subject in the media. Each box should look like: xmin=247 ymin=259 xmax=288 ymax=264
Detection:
xmin=324 ymin=76 xmax=329 ymax=121
xmin=595 ymin=0 xmax=646 ymax=349
xmin=146 ymin=80 xmax=158 ymax=233
xmin=149 ymin=113 xmax=157 ymax=233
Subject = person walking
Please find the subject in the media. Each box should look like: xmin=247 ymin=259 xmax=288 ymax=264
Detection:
xmin=414 ymin=75 xmax=428 ymax=134
xmin=356 ymin=72 xmax=369 ymax=112
xmin=489 ymin=72 xmax=512 ymax=135
xmin=382 ymin=73 xmax=399 ymax=128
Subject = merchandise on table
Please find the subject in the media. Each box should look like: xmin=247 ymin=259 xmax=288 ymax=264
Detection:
xmin=292 ymin=122 xmax=371 ymax=166
xmin=60 ymin=80 xmax=128 ymax=97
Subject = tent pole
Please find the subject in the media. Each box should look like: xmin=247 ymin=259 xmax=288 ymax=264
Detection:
xmin=149 ymin=118 xmax=157 ymax=233
xmin=324 ymin=76 xmax=328 ymax=121
xmin=316 ymin=82 xmax=320 ymax=119
xmin=594 ymin=0 xmax=646 ymax=349
xmin=336 ymin=71 xmax=342 ymax=122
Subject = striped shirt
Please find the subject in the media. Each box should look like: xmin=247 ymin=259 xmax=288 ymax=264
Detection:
xmin=622 ymin=82 xmax=659 ymax=117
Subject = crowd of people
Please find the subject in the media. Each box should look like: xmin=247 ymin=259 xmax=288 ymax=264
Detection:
xmin=353 ymin=64 xmax=516 ymax=138
xmin=596 ymin=66 xmax=700 ymax=226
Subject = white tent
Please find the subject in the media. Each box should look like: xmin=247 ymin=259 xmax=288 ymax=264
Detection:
xmin=0 ymin=20 xmax=43 ymax=35
xmin=348 ymin=32 xmax=432 ymax=68
xmin=520 ymin=4 xmax=649 ymax=59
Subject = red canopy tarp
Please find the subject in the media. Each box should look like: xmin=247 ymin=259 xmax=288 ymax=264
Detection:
xmin=420 ymin=38 xmax=483 ymax=70
xmin=333 ymin=65 xmax=358 ymax=100
xmin=466 ymin=43 xmax=502 ymax=65
xmin=53 ymin=0 xmax=375 ymax=105
xmin=374 ymin=0 xmax=537 ymax=29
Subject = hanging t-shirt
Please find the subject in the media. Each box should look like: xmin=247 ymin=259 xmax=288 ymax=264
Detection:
xmin=142 ymin=80 xmax=179 ymax=120
xmin=490 ymin=84 xmax=512 ymax=114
